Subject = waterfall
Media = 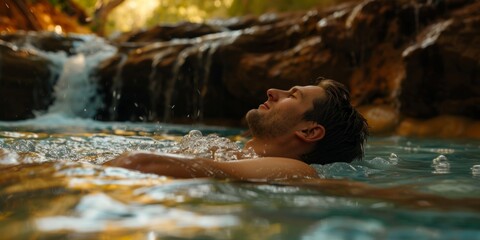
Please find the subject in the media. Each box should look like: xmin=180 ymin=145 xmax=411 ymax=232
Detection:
xmin=5 ymin=32 xmax=117 ymax=119
xmin=162 ymin=30 xmax=242 ymax=122
xmin=44 ymin=35 xmax=117 ymax=118
xmin=147 ymin=48 xmax=176 ymax=121
xmin=109 ymin=53 xmax=128 ymax=121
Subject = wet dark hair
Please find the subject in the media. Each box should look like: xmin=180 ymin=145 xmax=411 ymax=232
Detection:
xmin=301 ymin=78 xmax=369 ymax=164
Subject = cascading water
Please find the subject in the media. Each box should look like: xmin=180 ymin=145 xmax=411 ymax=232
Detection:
xmin=2 ymin=32 xmax=117 ymax=121
xmin=161 ymin=31 xmax=242 ymax=122
xmin=40 ymin=35 xmax=117 ymax=119
xmin=109 ymin=53 xmax=128 ymax=121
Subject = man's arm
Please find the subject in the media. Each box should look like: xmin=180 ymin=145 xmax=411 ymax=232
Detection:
xmin=103 ymin=152 xmax=319 ymax=181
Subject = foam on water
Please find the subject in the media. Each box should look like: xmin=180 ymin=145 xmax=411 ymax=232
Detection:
xmin=169 ymin=130 xmax=258 ymax=161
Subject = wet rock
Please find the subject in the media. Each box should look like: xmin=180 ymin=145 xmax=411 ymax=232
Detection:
xmin=400 ymin=1 xmax=480 ymax=118
xmin=0 ymin=41 xmax=55 ymax=120
xmin=115 ymin=22 xmax=224 ymax=43
xmin=357 ymin=104 xmax=399 ymax=134
xmin=0 ymin=31 xmax=84 ymax=55
xmin=396 ymin=116 xmax=476 ymax=139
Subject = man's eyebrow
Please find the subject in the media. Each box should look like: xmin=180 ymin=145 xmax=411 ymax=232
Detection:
xmin=291 ymin=87 xmax=304 ymax=98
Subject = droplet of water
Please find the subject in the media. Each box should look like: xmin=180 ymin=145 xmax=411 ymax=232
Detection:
xmin=432 ymin=155 xmax=449 ymax=166
xmin=188 ymin=130 xmax=202 ymax=138
xmin=471 ymin=165 xmax=480 ymax=177
xmin=388 ymin=153 xmax=398 ymax=165
xmin=432 ymin=155 xmax=450 ymax=174
xmin=172 ymin=130 xmax=258 ymax=161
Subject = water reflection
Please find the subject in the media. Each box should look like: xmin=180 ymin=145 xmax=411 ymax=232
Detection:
xmin=36 ymin=192 xmax=239 ymax=233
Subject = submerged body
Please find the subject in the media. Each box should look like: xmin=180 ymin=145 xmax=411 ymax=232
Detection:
xmin=105 ymin=152 xmax=318 ymax=181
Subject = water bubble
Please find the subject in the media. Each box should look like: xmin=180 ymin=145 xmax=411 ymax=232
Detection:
xmin=471 ymin=165 xmax=480 ymax=177
xmin=432 ymin=155 xmax=450 ymax=174
xmin=388 ymin=153 xmax=399 ymax=165
xmin=172 ymin=130 xmax=259 ymax=161
xmin=432 ymin=155 xmax=449 ymax=165
xmin=188 ymin=130 xmax=202 ymax=138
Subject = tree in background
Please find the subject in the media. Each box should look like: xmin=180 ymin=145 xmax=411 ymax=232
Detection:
xmin=1 ymin=0 xmax=350 ymax=35
xmin=228 ymin=0 xmax=341 ymax=16
xmin=0 ymin=0 xmax=90 ymax=33
xmin=72 ymin=0 xmax=348 ymax=35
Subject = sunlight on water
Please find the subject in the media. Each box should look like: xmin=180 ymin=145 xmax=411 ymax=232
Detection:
xmin=36 ymin=192 xmax=239 ymax=233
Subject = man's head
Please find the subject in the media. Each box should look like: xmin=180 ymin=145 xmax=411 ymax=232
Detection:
xmin=301 ymin=78 xmax=369 ymax=164
xmin=245 ymin=78 xmax=368 ymax=164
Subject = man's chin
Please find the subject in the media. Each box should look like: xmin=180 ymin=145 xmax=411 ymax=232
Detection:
xmin=245 ymin=110 xmax=261 ymax=130
xmin=246 ymin=108 xmax=266 ymax=119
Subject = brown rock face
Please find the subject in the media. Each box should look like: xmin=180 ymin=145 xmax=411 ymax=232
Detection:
xmin=0 ymin=41 xmax=55 ymax=120
xmin=94 ymin=0 xmax=479 ymax=125
xmin=400 ymin=2 xmax=480 ymax=118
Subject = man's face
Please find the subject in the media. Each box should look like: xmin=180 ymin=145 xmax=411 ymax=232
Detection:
xmin=246 ymin=85 xmax=325 ymax=139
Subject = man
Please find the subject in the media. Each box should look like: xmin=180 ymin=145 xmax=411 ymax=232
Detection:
xmin=104 ymin=78 xmax=369 ymax=181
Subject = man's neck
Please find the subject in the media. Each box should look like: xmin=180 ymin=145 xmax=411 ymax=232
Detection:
xmin=244 ymin=137 xmax=306 ymax=160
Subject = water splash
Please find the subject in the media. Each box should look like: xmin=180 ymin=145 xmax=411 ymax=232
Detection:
xmin=432 ymin=155 xmax=450 ymax=174
xmin=471 ymin=165 xmax=480 ymax=177
xmin=0 ymin=147 xmax=48 ymax=165
xmin=0 ymin=134 xmax=176 ymax=165
xmin=0 ymin=148 xmax=20 ymax=165
xmin=388 ymin=153 xmax=399 ymax=165
xmin=169 ymin=130 xmax=258 ymax=161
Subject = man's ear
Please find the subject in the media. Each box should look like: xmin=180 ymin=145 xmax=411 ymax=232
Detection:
xmin=294 ymin=123 xmax=325 ymax=143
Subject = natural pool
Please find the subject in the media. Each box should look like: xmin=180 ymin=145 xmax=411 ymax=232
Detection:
xmin=1 ymin=116 xmax=480 ymax=239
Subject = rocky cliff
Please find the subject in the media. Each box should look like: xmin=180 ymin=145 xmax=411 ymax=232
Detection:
xmin=1 ymin=0 xmax=479 ymax=138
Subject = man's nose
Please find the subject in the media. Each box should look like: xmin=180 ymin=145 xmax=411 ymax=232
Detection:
xmin=267 ymin=88 xmax=285 ymax=101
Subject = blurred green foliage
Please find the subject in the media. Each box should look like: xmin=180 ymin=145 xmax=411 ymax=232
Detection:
xmin=61 ymin=0 xmax=348 ymax=34
xmin=228 ymin=0 xmax=341 ymax=16
xmin=72 ymin=0 xmax=97 ymax=16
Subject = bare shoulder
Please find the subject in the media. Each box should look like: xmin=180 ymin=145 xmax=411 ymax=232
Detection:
xmin=211 ymin=157 xmax=319 ymax=181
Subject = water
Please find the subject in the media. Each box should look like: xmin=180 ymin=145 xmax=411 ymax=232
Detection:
xmin=1 ymin=120 xmax=480 ymax=239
